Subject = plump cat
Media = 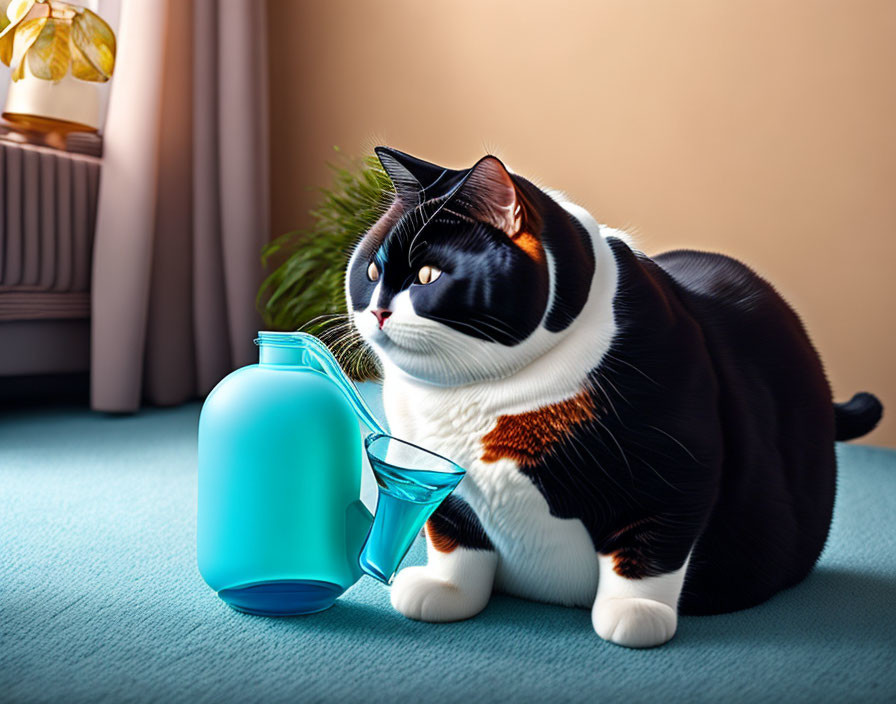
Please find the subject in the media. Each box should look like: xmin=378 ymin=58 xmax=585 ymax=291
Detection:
xmin=346 ymin=147 xmax=883 ymax=648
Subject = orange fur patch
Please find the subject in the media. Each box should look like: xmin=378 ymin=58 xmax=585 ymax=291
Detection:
xmin=611 ymin=548 xmax=647 ymax=579
xmin=425 ymin=520 xmax=458 ymax=553
xmin=511 ymin=231 xmax=544 ymax=262
xmin=481 ymin=391 xmax=596 ymax=467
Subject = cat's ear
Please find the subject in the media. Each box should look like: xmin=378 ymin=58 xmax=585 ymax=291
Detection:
xmin=453 ymin=156 xmax=522 ymax=237
xmin=375 ymin=146 xmax=447 ymax=203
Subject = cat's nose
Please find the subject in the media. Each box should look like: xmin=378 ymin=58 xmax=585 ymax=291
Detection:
xmin=371 ymin=308 xmax=393 ymax=329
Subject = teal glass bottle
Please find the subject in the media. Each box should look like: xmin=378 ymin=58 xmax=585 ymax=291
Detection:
xmin=197 ymin=332 xmax=465 ymax=616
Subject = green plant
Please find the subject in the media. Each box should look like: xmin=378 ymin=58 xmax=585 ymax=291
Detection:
xmin=0 ymin=0 xmax=116 ymax=82
xmin=257 ymin=149 xmax=393 ymax=380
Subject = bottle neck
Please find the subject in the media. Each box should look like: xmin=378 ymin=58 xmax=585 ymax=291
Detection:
xmin=254 ymin=331 xmax=388 ymax=436
xmin=255 ymin=331 xmax=317 ymax=368
xmin=258 ymin=345 xmax=306 ymax=367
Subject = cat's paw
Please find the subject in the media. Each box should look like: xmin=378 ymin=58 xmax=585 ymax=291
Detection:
xmin=592 ymin=597 xmax=677 ymax=648
xmin=390 ymin=566 xmax=486 ymax=623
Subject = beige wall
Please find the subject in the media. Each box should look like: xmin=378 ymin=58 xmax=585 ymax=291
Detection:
xmin=268 ymin=0 xmax=896 ymax=446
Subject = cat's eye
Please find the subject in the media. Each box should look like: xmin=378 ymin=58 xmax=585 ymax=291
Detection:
xmin=417 ymin=265 xmax=442 ymax=285
xmin=367 ymin=261 xmax=379 ymax=282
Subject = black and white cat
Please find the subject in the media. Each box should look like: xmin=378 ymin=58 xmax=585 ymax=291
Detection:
xmin=346 ymin=147 xmax=883 ymax=648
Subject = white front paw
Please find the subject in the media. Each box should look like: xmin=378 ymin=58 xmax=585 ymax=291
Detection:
xmin=390 ymin=566 xmax=486 ymax=623
xmin=592 ymin=597 xmax=678 ymax=648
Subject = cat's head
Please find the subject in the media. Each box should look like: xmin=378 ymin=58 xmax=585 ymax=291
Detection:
xmin=347 ymin=147 xmax=596 ymax=386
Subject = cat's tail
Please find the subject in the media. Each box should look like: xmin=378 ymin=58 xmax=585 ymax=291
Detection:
xmin=834 ymin=392 xmax=883 ymax=441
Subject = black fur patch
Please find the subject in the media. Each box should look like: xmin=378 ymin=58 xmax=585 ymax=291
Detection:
xmin=539 ymin=205 xmax=595 ymax=332
xmin=507 ymin=238 xmax=838 ymax=614
xmin=427 ymin=494 xmax=494 ymax=552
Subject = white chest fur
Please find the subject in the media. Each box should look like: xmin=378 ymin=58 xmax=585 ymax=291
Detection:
xmin=382 ymin=377 xmax=599 ymax=607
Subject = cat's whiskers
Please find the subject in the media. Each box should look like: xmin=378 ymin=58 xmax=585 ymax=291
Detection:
xmin=428 ymin=327 xmax=521 ymax=381
xmin=548 ymin=436 xmax=621 ymax=511
xmin=602 ymin=352 xmax=663 ymax=388
xmin=415 ymin=312 xmax=503 ymax=345
xmin=646 ymin=425 xmax=703 ymax=466
xmin=470 ymin=311 xmax=522 ymax=339
xmin=303 ymin=313 xmax=380 ymax=381
xmin=584 ymin=375 xmax=623 ymax=424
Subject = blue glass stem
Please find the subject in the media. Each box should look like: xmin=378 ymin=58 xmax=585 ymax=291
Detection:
xmin=293 ymin=333 xmax=388 ymax=436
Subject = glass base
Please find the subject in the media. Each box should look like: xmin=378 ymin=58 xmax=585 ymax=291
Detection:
xmin=358 ymin=550 xmax=396 ymax=585
xmin=218 ymin=580 xmax=344 ymax=616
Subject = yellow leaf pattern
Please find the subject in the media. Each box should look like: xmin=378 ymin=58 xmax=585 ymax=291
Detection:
xmin=10 ymin=15 xmax=46 ymax=80
xmin=0 ymin=0 xmax=36 ymax=66
xmin=0 ymin=0 xmax=115 ymax=82
xmin=70 ymin=37 xmax=102 ymax=82
xmin=0 ymin=32 xmax=13 ymax=67
xmin=6 ymin=0 xmax=36 ymax=24
xmin=70 ymin=8 xmax=114 ymax=79
xmin=27 ymin=17 xmax=70 ymax=81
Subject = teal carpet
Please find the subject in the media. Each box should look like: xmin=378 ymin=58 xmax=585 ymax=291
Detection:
xmin=1 ymin=402 xmax=894 ymax=703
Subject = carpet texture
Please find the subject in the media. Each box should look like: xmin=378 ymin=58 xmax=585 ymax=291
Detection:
xmin=1 ymin=401 xmax=894 ymax=703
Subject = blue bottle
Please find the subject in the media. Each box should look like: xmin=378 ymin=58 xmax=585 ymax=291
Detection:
xmin=197 ymin=332 xmax=465 ymax=616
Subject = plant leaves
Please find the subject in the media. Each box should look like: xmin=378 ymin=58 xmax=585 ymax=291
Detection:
xmin=27 ymin=17 xmax=70 ymax=81
xmin=6 ymin=0 xmax=36 ymax=25
xmin=0 ymin=0 xmax=36 ymax=66
xmin=70 ymin=7 xmax=114 ymax=80
xmin=0 ymin=31 xmax=12 ymax=66
xmin=10 ymin=15 xmax=46 ymax=80
xmin=70 ymin=36 xmax=102 ymax=81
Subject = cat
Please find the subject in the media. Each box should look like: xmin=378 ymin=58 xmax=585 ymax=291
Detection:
xmin=345 ymin=146 xmax=883 ymax=648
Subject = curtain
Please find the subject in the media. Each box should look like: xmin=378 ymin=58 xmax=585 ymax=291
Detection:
xmin=91 ymin=0 xmax=269 ymax=411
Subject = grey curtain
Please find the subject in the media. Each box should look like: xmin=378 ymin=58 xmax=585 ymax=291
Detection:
xmin=91 ymin=0 xmax=269 ymax=411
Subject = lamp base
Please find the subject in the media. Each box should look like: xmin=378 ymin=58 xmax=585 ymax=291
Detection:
xmin=4 ymin=70 xmax=100 ymax=130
